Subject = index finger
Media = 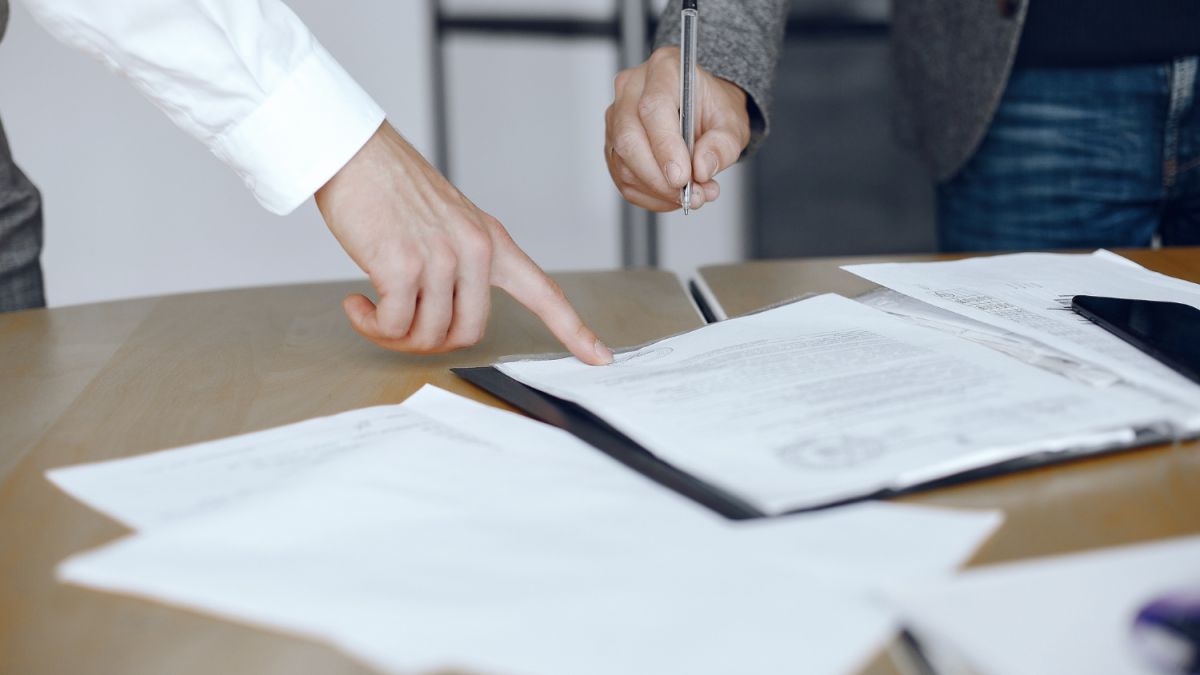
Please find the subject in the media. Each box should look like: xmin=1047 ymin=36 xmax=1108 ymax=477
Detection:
xmin=491 ymin=246 xmax=613 ymax=366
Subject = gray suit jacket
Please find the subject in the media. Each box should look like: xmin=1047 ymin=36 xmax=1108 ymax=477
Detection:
xmin=0 ymin=0 xmax=48 ymax=312
xmin=655 ymin=0 xmax=1029 ymax=182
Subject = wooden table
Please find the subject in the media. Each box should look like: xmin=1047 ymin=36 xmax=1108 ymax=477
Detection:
xmin=698 ymin=247 xmax=1200 ymax=567
xmin=0 ymin=271 xmax=703 ymax=675
xmin=6 ymin=251 xmax=1199 ymax=675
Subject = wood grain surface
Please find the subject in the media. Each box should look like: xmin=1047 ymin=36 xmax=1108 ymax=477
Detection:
xmin=0 ymin=271 xmax=702 ymax=675
xmin=6 ymin=249 xmax=1199 ymax=675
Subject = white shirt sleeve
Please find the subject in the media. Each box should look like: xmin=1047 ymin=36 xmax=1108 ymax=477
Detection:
xmin=20 ymin=0 xmax=387 ymax=215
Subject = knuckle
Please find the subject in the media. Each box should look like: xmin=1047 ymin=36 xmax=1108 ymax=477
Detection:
xmin=483 ymin=213 xmax=504 ymax=229
xmin=613 ymin=68 xmax=632 ymax=92
xmin=376 ymin=316 xmax=410 ymax=339
xmin=457 ymin=226 xmax=493 ymax=264
xmin=406 ymin=334 xmax=441 ymax=353
xmin=373 ymin=263 xmax=420 ymax=297
xmin=637 ymin=94 xmax=671 ymax=121
xmin=447 ymin=327 xmax=484 ymax=350
xmin=396 ymin=261 xmax=424 ymax=288
xmin=404 ymin=342 xmax=434 ymax=354
xmin=720 ymin=130 xmax=746 ymax=156
xmin=706 ymin=127 xmax=732 ymax=144
xmin=649 ymin=47 xmax=677 ymax=66
xmin=399 ymin=268 xmax=422 ymax=292
xmin=703 ymin=128 xmax=733 ymax=152
xmin=425 ymin=243 xmax=459 ymax=278
xmin=345 ymin=310 xmax=369 ymax=334
xmin=441 ymin=338 xmax=467 ymax=352
xmin=395 ymin=250 xmax=424 ymax=280
xmin=485 ymin=218 xmax=517 ymax=250
xmin=612 ymin=130 xmax=641 ymax=159
xmin=651 ymin=134 xmax=679 ymax=158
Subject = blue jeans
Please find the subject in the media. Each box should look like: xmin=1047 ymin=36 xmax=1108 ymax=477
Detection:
xmin=938 ymin=57 xmax=1200 ymax=252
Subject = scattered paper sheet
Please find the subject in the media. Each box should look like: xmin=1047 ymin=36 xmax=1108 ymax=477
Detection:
xmin=844 ymin=251 xmax=1200 ymax=415
xmin=60 ymin=500 xmax=1000 ymax=675
xmin=52 ymin=387 xmax=1003 ymax=675
xmin=887 ymin=535 xmax=1200 ymax=675
xmin=857 ymin=288 xmax=1122 ymax=388
xmin=47 ymin=402 xmax=465 ymax=530
xmin=498 ymin=293 xmax=1181 ymax=513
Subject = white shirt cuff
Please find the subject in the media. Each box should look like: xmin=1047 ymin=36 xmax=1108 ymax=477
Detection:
xmin=210 ymin=41 xmax=386 ymax=215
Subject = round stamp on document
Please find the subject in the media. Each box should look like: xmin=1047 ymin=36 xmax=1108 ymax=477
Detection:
xmin=775 ymin=436 xmax=887 ymax=469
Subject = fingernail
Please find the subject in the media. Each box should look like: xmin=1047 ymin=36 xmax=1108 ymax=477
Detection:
xmin=690 ymin=190 xmax=702 ymax=209
xmin=664 ymin=161 xmax=683 ymax=186
xmin=593 ymin=339 xmax=614 ymax=364
xmin=702 ymin=153 xmax=719 ymax=181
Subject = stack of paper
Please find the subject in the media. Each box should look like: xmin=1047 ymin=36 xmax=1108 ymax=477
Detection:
xmin=51 ymin=386 xmax=1002 ymax=675
xmin=845 ymin=250 xmax=1200 ymax=414
xmin=856 ymin=288 xmax=1124 ymax=389
xmin=497 ymin=291 xmax=1195 ymax=514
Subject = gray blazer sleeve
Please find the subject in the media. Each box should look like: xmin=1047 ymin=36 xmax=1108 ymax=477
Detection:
xmin=654 ymin=0 xmax=788 ymax=156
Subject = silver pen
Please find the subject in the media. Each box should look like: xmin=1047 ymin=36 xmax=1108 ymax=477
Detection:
xmin=679 ymin=0 xmax=698 ymax=215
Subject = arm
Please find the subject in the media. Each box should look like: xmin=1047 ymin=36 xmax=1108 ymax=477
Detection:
xmin=604 ymin=0 xmax=787 ymax=212
xmin=22 ymin=0 xmax=382 ymax=215
xmin=21 ymin=0 xmax=611 ymax=363
xmin=653 ymin=0 xmax=789 ymax=157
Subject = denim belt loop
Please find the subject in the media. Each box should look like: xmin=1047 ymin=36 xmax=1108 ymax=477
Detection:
xmin=1163 ymin=56 xmax=1199 ymax=190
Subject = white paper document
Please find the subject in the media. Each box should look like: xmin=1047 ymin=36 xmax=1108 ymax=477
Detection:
xmin=498 ymin=293 xmax=1182 ymax=514
xmin=857 ymin=288 xmax=1123 ymax=388
xmin=888 ymin=535 xmax=1200 ymax=675
xmin=47 ymin=401 xmax=479 ymax=530
xmin=52 ymin=386 xmax=1003 ymax=675
xmin=845 ymin=251 xmax=1200 ymax=414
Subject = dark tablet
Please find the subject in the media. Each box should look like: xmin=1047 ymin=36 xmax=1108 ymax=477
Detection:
xmin=1071 ymin=295 xmax=1200 ymax=386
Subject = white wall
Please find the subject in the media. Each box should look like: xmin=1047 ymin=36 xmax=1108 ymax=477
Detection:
xmin=0 ymin=1 xmax=431 ymax=307
xmin=0 ymin=0 xmax=743 ymax=308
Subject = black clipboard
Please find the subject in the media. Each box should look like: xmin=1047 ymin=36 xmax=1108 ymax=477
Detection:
xmin=453 ymin=365 xmax=766 ymax=519
xmin=454 ymin=359 xmax=1179 ymax=521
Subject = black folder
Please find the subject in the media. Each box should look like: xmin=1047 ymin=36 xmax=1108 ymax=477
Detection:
xmin=453 ymin=365 xmax=1176 ymax=521
xmin=453 ymin=365 xmax=765 ymax=519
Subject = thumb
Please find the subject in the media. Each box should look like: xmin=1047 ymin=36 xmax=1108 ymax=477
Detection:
xmin=693 ymin=77 xmax=751 ymax=184
xmin=491 ymin=243 xmax=613 ymax=366
xmin=692 ymin=125 xmax=746 ymax=185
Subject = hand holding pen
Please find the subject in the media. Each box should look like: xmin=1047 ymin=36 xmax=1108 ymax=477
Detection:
xmin=603 ymin=3 xmax=751 ymax=213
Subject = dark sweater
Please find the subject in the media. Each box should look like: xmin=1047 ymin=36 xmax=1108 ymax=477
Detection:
xmin=1015 ymin=0 xmax=1200 ymax=68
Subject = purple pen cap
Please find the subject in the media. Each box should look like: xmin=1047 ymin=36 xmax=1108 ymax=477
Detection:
xmin=1132 ymin=590 xmax=1200 ymax=675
